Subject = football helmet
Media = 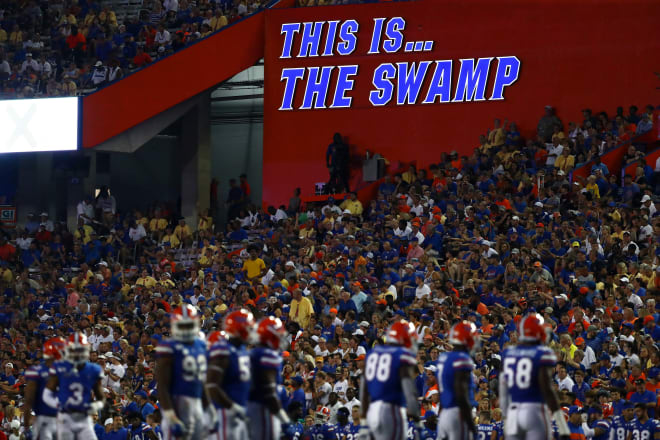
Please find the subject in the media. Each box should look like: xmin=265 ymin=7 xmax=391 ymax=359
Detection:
xmin=385 ymin=320 xmax=417 ymax=350
xmin=255 ymin=317 xmax=287 ymax=350
xmin=315 ymin=407 xmax=330 ymax=423
xmin=518 ymin=313 xmax=550 ymax=344
xmin=171 ymin=304 xmax=200 ymax=343
xmin=65 ymin=332 xmax=90 ymax=365
xmin=207 ymin=330 xmax=226 ymax=346
xmin=43 ymin=337 xmax=67 ymax=360
xmin=448 ymin=321 xmax=480 ymax=353
xmin=224 ymin=309 xmax=255 ymax=343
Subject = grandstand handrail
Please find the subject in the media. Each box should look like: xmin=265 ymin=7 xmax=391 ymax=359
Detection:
xmin=571 ymin=129 xmax=656 ymax=180
xmin=623 ymin=144 xmax=660 ymax=177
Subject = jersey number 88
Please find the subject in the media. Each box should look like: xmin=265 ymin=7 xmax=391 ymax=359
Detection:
xmin=365 ymin=353 xmax=392 ymax=382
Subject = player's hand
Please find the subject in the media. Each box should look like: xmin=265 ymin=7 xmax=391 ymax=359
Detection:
xmin=230 ymin=403 xmax=247 ymax=420
xmin=163 ymin=409 xmax=188 ymax=438
xmin=357 ymin=422 xmax=370 ymax=440
xmin=88 ymin=400 xmax=104 ymax=415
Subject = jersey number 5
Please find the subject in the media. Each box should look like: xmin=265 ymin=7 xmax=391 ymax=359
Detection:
xmin=502 ymin=357 xmax=532 ymax=389
xmin=365 ymin=353 xmax=392 ymax=382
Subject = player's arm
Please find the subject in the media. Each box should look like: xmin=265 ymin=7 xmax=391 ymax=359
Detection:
xmin=145 ymin=430 xmax=158 ymax=440
xmin=359 ymin=376 xmax=370 ymax=419
xmin=90 ymin=378 xmax=106 ymax=412
xmin=498 ymin=371 xmax=509 ymax=419
xmin=454 ymin=370 xmax=476 ymax=434
xmin=42 ymin=374 xmax=59 ymax=409
xmin=262 ymin=368 xmax=289 ymax=423
xmin=205 ymin=355 xmax=233 ymax=408
xmin=22 ymin=377 xmax=38 ymax=429
xmin=155 ymin=352 xmax=186 ymax=429
xmin=400 ymin=365 xmax=420 ymax=420
xmin=539 ymin=366 xmax=569 ymax=440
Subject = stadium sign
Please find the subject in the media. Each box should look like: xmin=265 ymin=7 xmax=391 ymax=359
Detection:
xmin=277 ymin=18 xmax=520 ymax=111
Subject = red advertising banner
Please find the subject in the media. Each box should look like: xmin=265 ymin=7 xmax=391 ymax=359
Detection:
xmin=263 ymin=0 xmax=660 ymax=207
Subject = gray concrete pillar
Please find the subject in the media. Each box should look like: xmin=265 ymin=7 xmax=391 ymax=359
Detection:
xmin=180 ymin=92 xmax=211 ymax=227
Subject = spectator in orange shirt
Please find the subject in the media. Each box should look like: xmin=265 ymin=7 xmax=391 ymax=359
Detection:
xmin=133 ymin=47 xmax=153 ymax=67
xmin=66 ymin=26 xmax=87 ymax=64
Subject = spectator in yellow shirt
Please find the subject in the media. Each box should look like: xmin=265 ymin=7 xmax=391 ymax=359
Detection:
xmin=585 ymin=175 xmax=600 ymax=199
xmin=242 ymin=247 xmax=267 ymax=283
xmin=0 ymin=27 xmax=7 ymax=44
xmin=210 ymin=9 xmax=228 ymax=31
xmin=9 ymin=25 xmax=22 ymax=46
xmin=340 ymin=192 xmax=363 ymax=216
xmin=135 ymin=269 xmax=157 ymax=289
xmin=161 ymin=227 xmax=180 ymax=248
xmin=554 ymin=148 xmax=575 ymax=173
xmin=149 ymin=212 xmax=168 ymax=239
xmin=73 ymin=218 xmax=94 ymax=244
xmin=174 ymin=218 xmax=192 ymax=247
xmin=289 ymin=288 xmax=314 ymax=330
xmin=198 ymin=209 xmax=213 ymax=232
xmin=487 ymin=118 xmax=506 ymax=148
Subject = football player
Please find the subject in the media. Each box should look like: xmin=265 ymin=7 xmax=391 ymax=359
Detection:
xmin=436 ymin=321 xmax=479 ymax=440
xmin=581 ymin=406 xmax=610 ymax=440
xmin=248 ymin=316 xmax=290 ymax=440
xmin=499 ymin=313 xmax=569 ymax=440
xmin=206 ymin=309 xmax=255 ymax=440
xmin=23 ymin=337 xmax=67 ymax=440
xmin=155 ymin=304 xmax=216 ymax=439
xmin=611 ymin=402 xmax=635 ymax=440
xmin=361 ymin=320 xmax=420 ymax=440
xmin=335 ymin=407 xmax=352 ymax=440
xmin=477 ymin=411 xmax=495 ymax=440
xmin=43 ymin=332 xmax=105 ymax=440
xmin=309 ymin=407 xmax=338 ymax=440
xmin=282 ymin=401 xmax=305 ymax=440
xmin=626 ymin=403 xmax=660 ymax=440
xmin=127 ymin=411 xmax=158 ymax=440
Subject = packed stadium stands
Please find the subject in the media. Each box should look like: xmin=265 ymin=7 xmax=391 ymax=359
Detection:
xmin=0 ymin=0 xmax=267 ymax=98
xmin=0 ymin=96 xmax=658 ymax=437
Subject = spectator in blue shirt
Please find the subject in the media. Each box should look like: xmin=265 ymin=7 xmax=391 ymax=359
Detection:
xmin=628 ymin=379 xmax=656 ymax=418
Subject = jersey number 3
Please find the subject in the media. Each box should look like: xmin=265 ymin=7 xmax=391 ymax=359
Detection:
xmin=502 ymin=357 xmax=532 ymax=389
xmin=365 ymin=353 xmax=392 ymax=382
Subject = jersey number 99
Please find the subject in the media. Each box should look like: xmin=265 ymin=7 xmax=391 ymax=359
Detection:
xmin=365 ymin=353 xmax=392 ymax=382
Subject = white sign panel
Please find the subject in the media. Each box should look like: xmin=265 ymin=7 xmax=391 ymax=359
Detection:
xmin=0 ymin=97 xmax=79 ymax=153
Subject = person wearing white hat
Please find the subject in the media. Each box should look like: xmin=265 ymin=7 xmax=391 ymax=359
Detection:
xmin=39 ymin=212 xmax=54 ymax=232
xmin=20 ymin=52 xmax=39 ymax=73
xmin=641 ymin=194 xmax=656 ymax=216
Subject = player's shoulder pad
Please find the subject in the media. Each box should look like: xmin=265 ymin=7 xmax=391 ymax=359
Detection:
xmin=24 ymin=364 xmax=41 ymax=380
xmin=155 ymin=339 xmax=175 ymax=355
xmin=209 ymin=339 xmax=230 ymax=359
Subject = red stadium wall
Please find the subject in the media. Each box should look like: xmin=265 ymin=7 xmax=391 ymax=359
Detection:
xmin=262 ymin=0 xmax=660 ymax=207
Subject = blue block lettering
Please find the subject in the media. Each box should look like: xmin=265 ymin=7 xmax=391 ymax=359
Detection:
xmin=298 ymin=21 xmax=324 ymax=58
xmin=331 ymin=65 xmax=359 ymax=108
xmin=452 ymin=57 xmax=493 ymax=102
xmin=323 ymin=21 xmax=339 ymax=56
xmin=368 ymin=18 xmax=386 ymax=54
xmin=337 ymin=20 xmax=358 ymax=56
xmin=383 ymin=17 xmax=405 ymax=53
xmin=279 ymin=68 xmax=305 ymax=110
xmin=490 ymin=56 xmax=521 ymax=100
xmin=423 ymin=60 xmax=453 ymax=104
xmin=396 ymin=61 xmax=431 ymax=105
xmin=280 ymin=23 xmax=301 ymax=59
xmin=369 ymin=63 xmax=396 ymax=107
xmin=301 ymin=66 xmax=334 ymax=110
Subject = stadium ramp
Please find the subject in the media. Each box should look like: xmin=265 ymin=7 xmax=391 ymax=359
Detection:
xmin=81 ymin=0 xmax=294 ymax=151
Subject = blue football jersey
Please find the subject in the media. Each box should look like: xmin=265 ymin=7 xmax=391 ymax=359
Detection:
xmin=610 ymin=416 xmax=633 ymax=440
xmin=249 ymin=346 xmax=282 ymax=404
xmin=283 ymin=422 xmax=305 ymax=440
xmin=208 ymin=339 xmax=251 ymax=407
xmin=155 ymin=338 xmax=208 ymax=398
xmin=308 ymin=423 xmax=338 ymax=440
xmin=406 ymin=420 xmax=416 ymax=440
xmin=493 ymin=421 xmax=503 ymax=440
xmin=628 ymin=418 xmax=660 ymax=440
xmin=24 ymin=362 xmax=57 ymax=416
xmin=501 ymin=345 xmax=556 ymax=403
xmin=365 ymin=345 xmax=417 ymax=406
xmin=341 ymin=423 xmax=361 ymax=440
xmin=130 ymin=422 xmax=153 ymax=440
xmin=419 ymin=426 xmax=435 ymax=440
xmin=436 ymin=351 xmax=475 ymax=409
xmin=50 ymin=361 xmax=103 ymax=412
xmin=590 ymin=419 xmax=611 ymax=440
xmin=478 ymin=423 xmax=494 ymax=440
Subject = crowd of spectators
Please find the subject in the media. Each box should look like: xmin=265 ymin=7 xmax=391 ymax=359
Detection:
xmin=0 ymin=103 xmax=658 ymax=437
xmin=0 ymin=0 xmax=266 ymax=98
